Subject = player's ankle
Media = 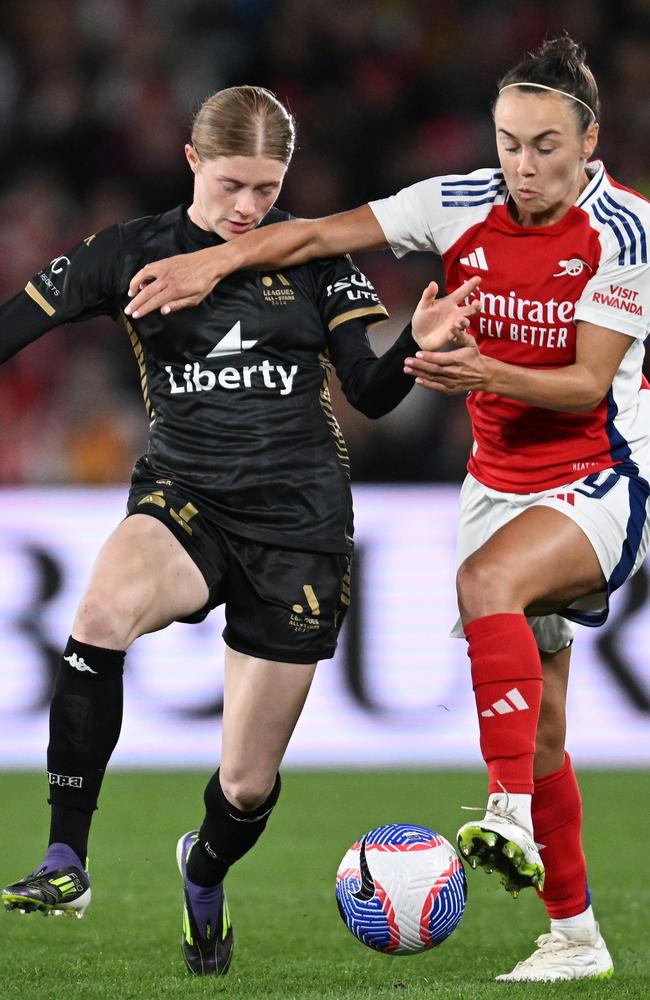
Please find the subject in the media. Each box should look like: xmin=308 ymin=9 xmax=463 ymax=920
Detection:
xmin=487 ymin=789 xmax=533 ymax=835
xmin=551 ymin=905 xmax=599 ymax=939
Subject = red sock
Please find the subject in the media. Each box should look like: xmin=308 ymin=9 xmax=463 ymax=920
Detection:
xmin=466 ymin=613 xmax=542 ymax=794
xmin=533 ymin=752 xmax=590 ymax=918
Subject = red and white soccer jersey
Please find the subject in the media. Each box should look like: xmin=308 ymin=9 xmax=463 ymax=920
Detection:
xmin=369 ymin=161 xmax=650 ymax=494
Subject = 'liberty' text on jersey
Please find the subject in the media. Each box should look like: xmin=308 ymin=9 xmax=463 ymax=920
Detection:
xmin=0 ymin=207 xmax=415 ymax=551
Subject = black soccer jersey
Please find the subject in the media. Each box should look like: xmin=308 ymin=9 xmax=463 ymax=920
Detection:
xmin=0 ymin=206 xmax=418 ymax=552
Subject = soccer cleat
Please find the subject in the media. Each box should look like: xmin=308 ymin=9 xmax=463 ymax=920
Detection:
xmin=176 ymin=831 xmax=233 ymax=976
xmin=2 ymin=843 xmax=91 ymax=918
xmin=495 ymin=924 xmax=614 ymax=981
xmin=457 ymin=798 xmax=544 ymax=895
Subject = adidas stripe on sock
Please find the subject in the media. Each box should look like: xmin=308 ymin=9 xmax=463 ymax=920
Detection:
xmin=466 ymin=614 xmax=543 ymax=795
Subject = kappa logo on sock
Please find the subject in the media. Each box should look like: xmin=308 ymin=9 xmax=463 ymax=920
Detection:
xmin=48 ymin=772 xmax=84 ymax=788
xmin=64 ymin=653 xmax=97 ymax=674
xmin=481 ymin=686 xmax=530 ymax=718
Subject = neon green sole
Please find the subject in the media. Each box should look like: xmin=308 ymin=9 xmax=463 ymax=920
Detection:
xmin=458 ymin=825 xmax=545 ymax=894
xmin=591 ymin=968 xmax=614 ymax=980
xmin=3 ymin=893 xmax=84 ymax=918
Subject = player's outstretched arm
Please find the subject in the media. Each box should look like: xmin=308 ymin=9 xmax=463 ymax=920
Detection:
xmin=410 ymin=277 xmax=482 ymax=352
xmin=126 ymin=204 xmax=388 ymax=319
xmin=406 ymin=321 xmax=633 ymax=411
xmin=1 ymin=227 xmax=121 ymax=364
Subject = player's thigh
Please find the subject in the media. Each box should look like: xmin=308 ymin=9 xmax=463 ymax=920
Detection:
xmin=458 ymin=505 xmax=605 ymax=616
xmin=455 ymin=473 xmax=499 ymax=566
xmin=453 ymin=478 xmax=575 ymax=648
xmin=73 ymin=513 xmax=209 ymax=643
xmin=533 ymin=469 xmax=650 ymax=618
xmin=220 ymin=646 xmax=317 ymax=793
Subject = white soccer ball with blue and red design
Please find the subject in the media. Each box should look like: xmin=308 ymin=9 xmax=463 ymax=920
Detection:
xmin=335 ymin=823 xmax=467 ymax=954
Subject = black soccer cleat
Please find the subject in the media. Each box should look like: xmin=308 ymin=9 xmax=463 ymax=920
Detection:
xmin=3 ymin=847 xmax=91 ymax=918
xmin=176 ymin=831 xmax=233 ymax=975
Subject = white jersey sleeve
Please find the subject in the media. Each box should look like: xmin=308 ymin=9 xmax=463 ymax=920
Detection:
xmin=575 ymin=186 xmax=650 ymax=341
xmin=368 ymin=168 xmax=506 ymax=258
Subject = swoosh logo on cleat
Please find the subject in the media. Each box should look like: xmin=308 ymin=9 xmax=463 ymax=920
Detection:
xmin=352 ymin=835 xmax=376 ymax=901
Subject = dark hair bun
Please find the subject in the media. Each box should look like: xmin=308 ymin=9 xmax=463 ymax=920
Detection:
xmin=496 ymin=33 xmax=600 ymax=127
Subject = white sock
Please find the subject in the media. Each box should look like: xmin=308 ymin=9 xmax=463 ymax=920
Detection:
xmin=486 ymin=790 xmax=533 ymax=835
xmin=551 ymin=905 xmax=598 ymax=940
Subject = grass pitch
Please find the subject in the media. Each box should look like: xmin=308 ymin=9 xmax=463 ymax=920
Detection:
xmin=1 ymin=770 xmax=648 ymax=999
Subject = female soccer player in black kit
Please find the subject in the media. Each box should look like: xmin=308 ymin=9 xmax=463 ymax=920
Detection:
xmin=0 ymin=86 xmax=477 ymax=976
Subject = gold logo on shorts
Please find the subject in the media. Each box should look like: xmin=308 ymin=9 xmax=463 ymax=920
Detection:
xmin=289 ymin=584 xmax=320 ymax=632
xmin=137 ymin=491 xmax=166 ymax=509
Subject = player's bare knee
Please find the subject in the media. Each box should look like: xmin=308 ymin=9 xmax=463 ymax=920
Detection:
xmin=457 ymin=556 xmax=506 ymax=620
xmin=72 ymin=589 xmax=135 ymax=649
xmin=220 ymin=772 xmax=275 ymax=812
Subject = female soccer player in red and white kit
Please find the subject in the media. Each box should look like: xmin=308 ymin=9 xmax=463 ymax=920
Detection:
xmin=125 ymin=38 xmax=650 ymax=982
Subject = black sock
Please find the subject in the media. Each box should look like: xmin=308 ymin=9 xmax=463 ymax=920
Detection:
xmin=47 ymin=637 xmax=125 ymax=861
xmin=187 ymin=769 xmax=282 ymax=887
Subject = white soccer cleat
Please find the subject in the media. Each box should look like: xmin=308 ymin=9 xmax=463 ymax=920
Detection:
xmin=495 ymin=924 xmax=614 ymax=982
xmin=457 ymin=796 xmax=544 ymax=895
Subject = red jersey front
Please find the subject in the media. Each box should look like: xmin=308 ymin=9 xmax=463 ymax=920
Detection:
xmin=370 ymin=163 xmax=650 ymax=492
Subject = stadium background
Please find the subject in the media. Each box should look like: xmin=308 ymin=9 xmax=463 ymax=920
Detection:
xmin=2 ymin=4 xmax=650 ymax=997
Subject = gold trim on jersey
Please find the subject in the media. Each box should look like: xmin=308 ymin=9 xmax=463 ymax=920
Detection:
xmin=25 ymin=281 xmax=55 ymax=317
xmin=319 ymin=371 xmax=350 ymax=473
xmin=120 ymin=311 xmax=156 ymax=423
xmin=327 ymin=304 xmax=388 ymax=332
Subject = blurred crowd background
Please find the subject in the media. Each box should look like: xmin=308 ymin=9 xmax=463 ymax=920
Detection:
xmin=1 ymin=0 xmax=649 ymax=484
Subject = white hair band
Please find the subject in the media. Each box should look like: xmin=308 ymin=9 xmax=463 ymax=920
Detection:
xmin=498 ymin=82 xmax=596 ymax=120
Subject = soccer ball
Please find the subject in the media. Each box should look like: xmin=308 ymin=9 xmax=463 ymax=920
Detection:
xmin=335 ymin=823 xmax=467 ymax=954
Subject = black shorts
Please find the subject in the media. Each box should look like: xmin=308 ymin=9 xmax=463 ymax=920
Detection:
xmin=126 ymin=473 xmax=351 ymax=663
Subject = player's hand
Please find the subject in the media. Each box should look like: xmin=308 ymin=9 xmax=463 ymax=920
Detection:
xmin=411 ymin=276 xmax=482 ymax=352
xmin=125 ymin=247 xmax=225 ymax=319
xmin=404 ymin=327 xmax=489 ymax=394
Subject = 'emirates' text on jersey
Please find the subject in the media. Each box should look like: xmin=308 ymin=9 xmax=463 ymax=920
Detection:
xmin=370 ymin=162 xmax=650 ymax=493
xmin=2 ymin=207 xmax=409 ymax=552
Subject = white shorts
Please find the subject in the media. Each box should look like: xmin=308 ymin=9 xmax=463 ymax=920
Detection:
xmin=451 ymin=467 xmax=650 ymax=653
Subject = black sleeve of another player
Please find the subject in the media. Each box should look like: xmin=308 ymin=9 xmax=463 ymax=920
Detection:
xmin=0 ymin=225 xmax=122 ymax=365
xmin=329 ymin=318 xmax=420 ymax=419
